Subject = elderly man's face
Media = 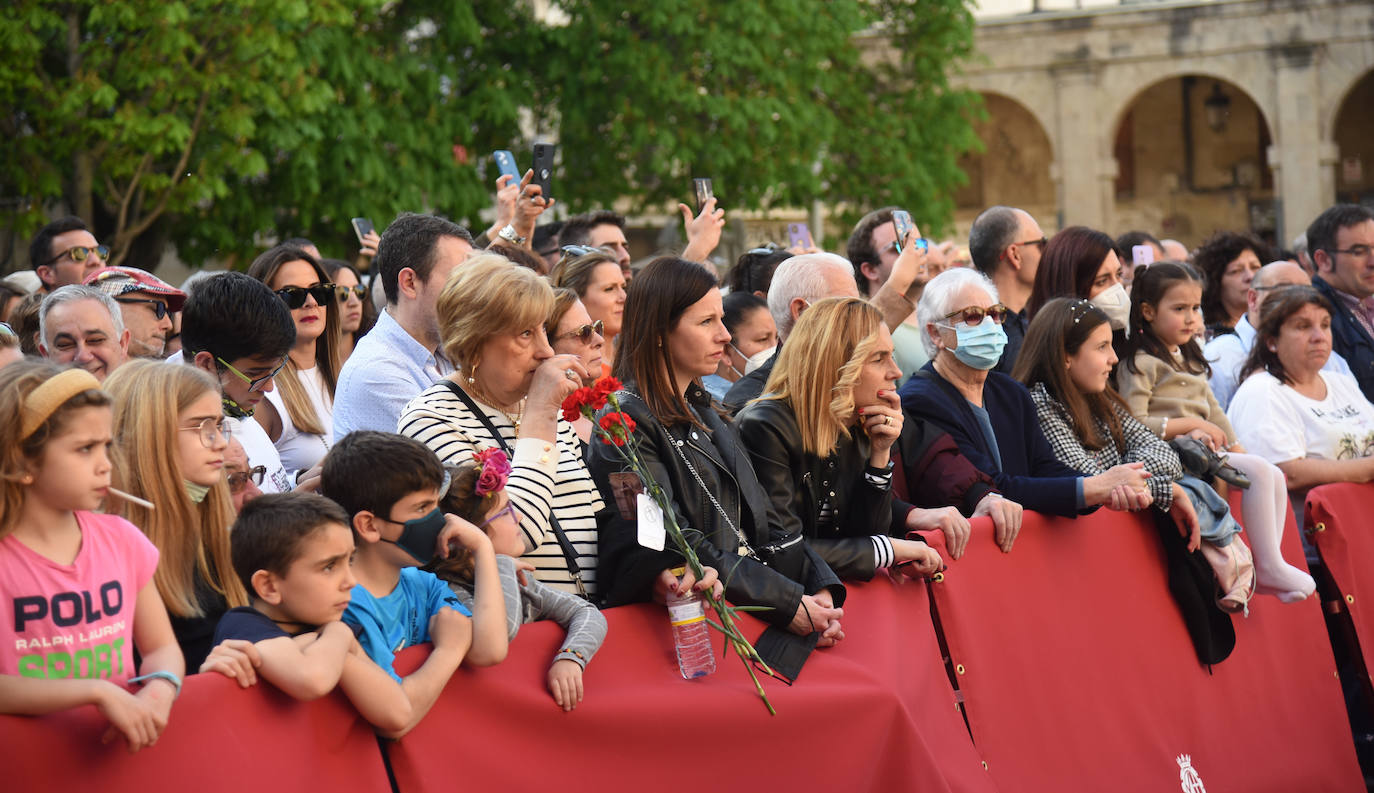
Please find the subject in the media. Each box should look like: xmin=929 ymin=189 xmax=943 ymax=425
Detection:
xmin=117 ymin=294 xmax=173 ymax=358
xmin=224 ymin=438 xmax=263 ymax=512
xmin=40 ymin=298 xmax=129 ymax=381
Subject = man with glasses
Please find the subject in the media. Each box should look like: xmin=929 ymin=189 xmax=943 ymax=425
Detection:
xmin=224 ymin=437 xmax=266 ymax=512
xmin=84 ymin=266 xmax=186 ymax=359
xmin=969 ymin=205 xmax=1048 ymax=376
xmin=1204 ymin=260 xmax=1352 ymax=409
xmin=38 ymin=285 xmax=130 ymax=381
xmin=29 ymin=216 xmax=108 ymax=293
xmin=1308 ymin=204 xmax=1374 ymax=401
xmin=180 ymin=271 xmax=297 ymax=493
xmin=334 ymin=213 xmax=473 ymax=440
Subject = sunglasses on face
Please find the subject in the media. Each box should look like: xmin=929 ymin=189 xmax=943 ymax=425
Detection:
xmin=115 ymin=297 xmax=169 ymax=320
xmin=44 ymin=244 xmax=109 ymax=267
xmin=335 ymin=284 xmax=367 ymax=302
xmin=1013 ymin=237 xmax=1048 ymax=253
xmin=940 ymin=303 xmax=1011 ymax=327
xmin=275 ymin=284 xmax=336 ymax=309
xmin=555 ymin=319 xmax=604 ymax=344
xmin=227 ymin=465 xmax=267 ymax=494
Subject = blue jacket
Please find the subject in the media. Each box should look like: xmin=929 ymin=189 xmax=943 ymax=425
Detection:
xmin=1312 ymin=276 xmax=1374 ymax=403
xmin=899 ymin=363 xmax=1086 ymax=517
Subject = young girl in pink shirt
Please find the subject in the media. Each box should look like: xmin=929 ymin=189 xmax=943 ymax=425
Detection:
xmin=0 ymin=361 xmax=183 ymax=752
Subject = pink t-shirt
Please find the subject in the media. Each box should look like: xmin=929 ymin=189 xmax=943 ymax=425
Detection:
xmin=0 ymin=511 xmax=158 ymax=683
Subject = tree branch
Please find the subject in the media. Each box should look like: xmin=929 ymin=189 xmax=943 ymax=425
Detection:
xmin=120 ymin=89 xmax=209 ymax=243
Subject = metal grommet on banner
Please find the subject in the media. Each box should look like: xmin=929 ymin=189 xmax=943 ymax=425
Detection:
xmin=1309 ymin=522 xmax=1326 ymax=535
xmin=932 ymin=572 xmax=945 ymax=583
xmin=981 ymin=761 xmax=989 ymax=771
xmin=955 ymin=663 xmax=966 ymax=675
xmin=1347 ymin=594 xmax=1355 ymax=604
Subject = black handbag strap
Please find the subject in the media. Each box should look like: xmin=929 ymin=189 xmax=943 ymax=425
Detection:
xmin=440 ymin=380 xmax=589 ymax=599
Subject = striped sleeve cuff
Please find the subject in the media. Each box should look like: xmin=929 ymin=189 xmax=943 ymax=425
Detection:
xmin=871 ymin=535 xmax=895 ymax=569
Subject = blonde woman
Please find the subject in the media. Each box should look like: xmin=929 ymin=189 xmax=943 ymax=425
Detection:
xmin=247 ymin=244 xmax=342 ymax=475
xmin=398 ymin=254 xmax=604 ymax=599
xmin=550 ymin=248 xmax=626 ymax=372
xmin=736 ymin=297 xmax=945 ymax=580
xmin=104 ymin=359 xmax=248 ymax=670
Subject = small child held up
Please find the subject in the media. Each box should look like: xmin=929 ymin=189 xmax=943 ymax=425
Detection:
xmin=200 ymin=492 xmax=412 ymax=734
xmin=1116 ymin=263 xmax=1315 ymax=602
xmin=428 ymin=449 xmax=606 ymax=712
xmin=320 ymin=431 xmax=508 ymax=735
xmin=0 ymin=362 xmax=184 ymax=752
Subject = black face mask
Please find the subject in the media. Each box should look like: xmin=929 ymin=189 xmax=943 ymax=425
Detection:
xmin=383 ymin=507 xmax=446 ymax=564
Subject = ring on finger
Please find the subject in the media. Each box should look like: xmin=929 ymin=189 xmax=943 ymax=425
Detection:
xmin=564 ymin=369 xmax=579 ymax=382
xmin=883 ymin=415 xmax=892 ymax=426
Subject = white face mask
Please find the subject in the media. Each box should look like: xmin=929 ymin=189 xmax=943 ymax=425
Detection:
xmin=1090 ymin=283 xmax=1131 ymax=331
xmin=743 ymin=345 xmax=775 ymax=375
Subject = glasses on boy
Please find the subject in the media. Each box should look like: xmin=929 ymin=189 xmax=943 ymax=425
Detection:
xmin=217 ymin=356 xmax=287 ymax=393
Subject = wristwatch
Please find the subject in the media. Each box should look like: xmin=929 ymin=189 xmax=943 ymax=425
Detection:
xmin=497 ymin=224 xmax=527 ymax=245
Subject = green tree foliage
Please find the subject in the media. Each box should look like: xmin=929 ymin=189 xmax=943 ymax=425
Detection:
xmin=1 ymin=0 xmax=980 ymax=268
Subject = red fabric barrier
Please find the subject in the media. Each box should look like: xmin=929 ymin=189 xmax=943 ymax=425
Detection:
xmin=925 ymin=504 xmax=1361 ymax=793
xmin=386 ymin=576 xmax=996 ymax=793
xmin=1306 ymin=482 xmax=1374 ymax=670
xmin=0 ymin=670 xmax=390 ymax=791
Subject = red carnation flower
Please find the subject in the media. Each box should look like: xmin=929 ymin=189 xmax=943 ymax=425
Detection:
xmin=598 ymin=411 xmax=637 ymax=446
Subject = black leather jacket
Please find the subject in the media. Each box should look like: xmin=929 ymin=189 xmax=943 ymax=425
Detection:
xmin=588 ymin=380 xmax=845 ymax=627
xmin=735 ymin=397 xmax=893 ymax=581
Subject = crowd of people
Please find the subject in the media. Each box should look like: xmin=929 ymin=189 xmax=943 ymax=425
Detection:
xmin=2 ymin=178 xmax=1373 ymax=749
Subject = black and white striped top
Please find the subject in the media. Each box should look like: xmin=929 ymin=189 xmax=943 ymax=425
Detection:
xmin=398 ymin=382 xmax=603 ymax=597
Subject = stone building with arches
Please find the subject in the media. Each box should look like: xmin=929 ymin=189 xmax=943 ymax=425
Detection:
xmin=944 ymin=0 xmax=1374 ymax=249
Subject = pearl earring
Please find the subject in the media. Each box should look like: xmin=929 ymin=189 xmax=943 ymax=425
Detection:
xmin=468 ymin=363 xmax=478 ymax=385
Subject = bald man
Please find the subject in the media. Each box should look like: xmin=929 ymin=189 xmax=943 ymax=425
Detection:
xmin=1204 ymin=260 xmax=1351 ymax=409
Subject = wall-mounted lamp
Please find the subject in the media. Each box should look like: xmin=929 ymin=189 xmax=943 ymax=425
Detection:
xmin=1204 ymin=83 xmax=1231 ymax=133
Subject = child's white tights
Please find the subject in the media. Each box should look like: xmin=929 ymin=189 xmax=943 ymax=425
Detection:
xmin=1225 ymin=452 xmax=1315 ymax=602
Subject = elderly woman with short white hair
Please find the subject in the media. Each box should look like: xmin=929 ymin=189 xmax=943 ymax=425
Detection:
xmin=897 ymin=268 xmax=1151 ymax=517
xmin=398 ymin=253 xmax=605 ymax=599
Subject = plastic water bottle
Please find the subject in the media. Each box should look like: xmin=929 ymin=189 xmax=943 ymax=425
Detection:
xmin=666 ymin=569 xmax=716 ymax=679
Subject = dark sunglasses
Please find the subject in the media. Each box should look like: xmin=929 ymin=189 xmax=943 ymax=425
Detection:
xmin=43 ymin=244 xmax=109 ymax=267
xmin=0 ymin=321 xmax=16 ymax=342
xmin=335 ymin=284 xmax=367 ymax=301
xmin=115 ymin=297 xmax=169 ymax=320
xmin=227 ymin=465 xmax=267 ymax=494
xmin=1012 ymin=237 xmax=1048 ymax=253
xmin=559 ymin=244 xmax=606 ymax=259
xmin=941 ymin=303 xmax=1011 ymax=327
xmin=554 ymin=319 xmax=604 ymax=344
xmin=275 ymin=284 xmax=336 ymax=309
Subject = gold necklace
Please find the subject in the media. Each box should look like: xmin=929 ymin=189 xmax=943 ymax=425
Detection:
xmin=465 ymin=380 xmax=525 ymax=431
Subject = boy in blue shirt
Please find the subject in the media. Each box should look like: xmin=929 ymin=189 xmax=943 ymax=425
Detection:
xmin=321 ymin=431 xmax=504 ymax=735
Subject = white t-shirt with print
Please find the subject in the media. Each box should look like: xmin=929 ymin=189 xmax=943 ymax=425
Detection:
xmin=1228 ymin=370 xmax=1374 ymax=464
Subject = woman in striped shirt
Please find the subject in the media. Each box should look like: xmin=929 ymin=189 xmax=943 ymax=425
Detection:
xmin=398 ymin=254 xmax=604 ymax=600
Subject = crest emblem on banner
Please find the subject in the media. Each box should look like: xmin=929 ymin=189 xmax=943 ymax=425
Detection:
xmin=1177 ymin=754 xmax=1207 ymax=793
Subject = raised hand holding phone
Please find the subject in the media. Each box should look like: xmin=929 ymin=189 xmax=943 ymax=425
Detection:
xmin=787 ymin=222 xmax=815 ymax=252
xmin=681 ymin=178 xmax=725 ymax=263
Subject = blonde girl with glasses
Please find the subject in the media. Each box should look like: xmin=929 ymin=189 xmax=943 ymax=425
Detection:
xmin=105 ymin=360 xmax=249 ymax=671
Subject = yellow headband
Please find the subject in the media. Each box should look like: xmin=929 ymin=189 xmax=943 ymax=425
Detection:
xmin=20 ymin=369 xmax=103 ymax=440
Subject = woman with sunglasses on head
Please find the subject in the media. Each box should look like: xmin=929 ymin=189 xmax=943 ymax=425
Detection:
xmin=247 ymin=245 xmax=342 ymax=476
xmin=546 ymin=288 xmax=605 ymax=446
xmin=104 ymin=360 xmax=249 ymax=670
xmin=550 ymin=248 xmax=627 ymax=374
xmin=321 ymin=259 xmax=376 ymax=364
xmin=0 ymin=321 xmax=21 ymax=370
xmin=701 ymin=291 xmax=777 ymax=402
xmin=899 ymin=268 xmax=1154 ymax=518
xmin=588 ymin=257 xmax=845 ymax=651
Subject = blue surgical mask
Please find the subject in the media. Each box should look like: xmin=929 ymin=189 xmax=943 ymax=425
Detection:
xmin=384 ymin=507 xmax=447 ymax=564
xmin=949 ymin=316 xmax=1007 ymax=371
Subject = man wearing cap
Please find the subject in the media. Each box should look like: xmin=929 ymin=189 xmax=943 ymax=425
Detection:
xmin=84 ymin=266 xmax=186 ymax=358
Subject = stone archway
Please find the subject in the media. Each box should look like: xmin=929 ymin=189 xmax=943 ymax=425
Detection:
xmin=952 ymin=92 xmax=1057 ymax=237
xmin=1331 ymin=68 xmax=1374 ymax=206
xmin=1109 ymin=74 xmax=1275 ymax=248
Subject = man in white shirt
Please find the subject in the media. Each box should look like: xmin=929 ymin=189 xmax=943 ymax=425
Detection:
xmin=1206 ymin=260 xmax=1351 ymax=409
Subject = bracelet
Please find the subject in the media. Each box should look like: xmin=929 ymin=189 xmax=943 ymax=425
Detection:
xmin=559 ymin=648 xmax=586 ymax=662
xmin=129 ymin=670 xmax=182 ymax=699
